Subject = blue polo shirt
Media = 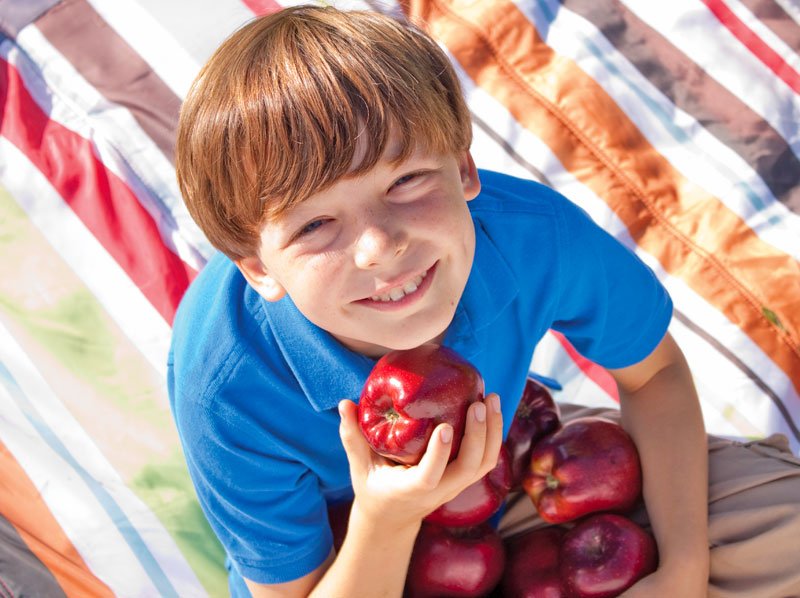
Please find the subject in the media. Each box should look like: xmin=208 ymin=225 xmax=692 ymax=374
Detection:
xmin=167 ymin=169 xmax=672 ymax=591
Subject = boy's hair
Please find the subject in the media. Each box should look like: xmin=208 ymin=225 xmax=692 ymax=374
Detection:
xmin=175 ymin=5 xmax=473 ymax=260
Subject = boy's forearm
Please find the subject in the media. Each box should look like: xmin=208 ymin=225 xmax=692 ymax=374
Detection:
xmin=309 ymin=499 xmax=421 ymax=598
xmin=619 ymin=360 xmax=709 ymax=586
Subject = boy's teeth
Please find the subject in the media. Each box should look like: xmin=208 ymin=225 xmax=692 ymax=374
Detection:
xmin=371 ymin=272 xmax=426 ymax=302
xmin=402 ymin=280 xmax=419 ymax=294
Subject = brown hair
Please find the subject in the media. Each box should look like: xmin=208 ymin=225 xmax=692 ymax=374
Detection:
xmin=175 ymin=5 xmax=473 ymax=260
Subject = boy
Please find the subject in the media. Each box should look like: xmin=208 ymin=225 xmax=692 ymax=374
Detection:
xmin=169 ymin=5 xmax=800 ymax=597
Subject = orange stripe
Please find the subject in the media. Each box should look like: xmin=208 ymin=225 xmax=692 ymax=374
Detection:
xmin=0 ymin=440 xmax=113 ymax=597
xmin=405 ymin=0 xmax=800 ymax=393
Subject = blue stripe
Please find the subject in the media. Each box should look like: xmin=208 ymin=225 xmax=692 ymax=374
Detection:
xmin=0 ymin=360 xmax=179 ymax=597
xmin=535 ymin=0 xmax=774 ymax=218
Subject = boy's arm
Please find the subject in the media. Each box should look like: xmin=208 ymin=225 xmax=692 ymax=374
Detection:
xmin=244 ymin=553 xmax=334 ymax=598
xmin=609 ymin=332 xmax=709 ymax=597
xmin=246 ymin=511 xmax=421 ymax=598
xmin=246 ymin=394 xmax=504 ymax=598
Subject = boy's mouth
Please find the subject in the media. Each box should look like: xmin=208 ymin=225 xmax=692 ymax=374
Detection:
xmin=357 ymin=262 xmax=437 ymax=309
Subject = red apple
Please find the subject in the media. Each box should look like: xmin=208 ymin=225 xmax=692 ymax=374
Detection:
xmin=358 ymin=344 xmax=484 ymax=465
xmin=502 ymin=527 xmax=567 ymax=598
xmin=405 ymin=522 xmax=505 ymax=598
xmin=560 ymin=514 xmax=657 ymax=598
xmin=425 ymin=445 xmax=512 ymax=527
xmin=522 ymin=417 xmax=642 ymax=524
xmin=506 ymin=377 xmax=561 ymax=489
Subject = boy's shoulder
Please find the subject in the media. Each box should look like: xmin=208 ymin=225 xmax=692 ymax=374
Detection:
xmin=169 ymin=254 xmax=280 ymax=406
xmin=469 ymin=169 xmax=581 ymax=267
xmin=471 ymin=169 xmax=565 ymax=217
xmin=169 ymin=253 xmax=371 ymax=416
xmin=470 ymin=169 xmax=604 ymax=259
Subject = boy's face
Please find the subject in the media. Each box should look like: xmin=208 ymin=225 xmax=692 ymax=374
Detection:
xmin=237 ymin=137 xmax=480 ymax=358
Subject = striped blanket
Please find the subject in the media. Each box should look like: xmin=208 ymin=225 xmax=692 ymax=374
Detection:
xmin=0 ymin=0 xmax=798 ymax=595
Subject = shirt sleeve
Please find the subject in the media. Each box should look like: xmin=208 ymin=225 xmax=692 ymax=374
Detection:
xmin=551 ymin=198 xmax=673 ymax=369
xmin=171 ymin=380 xmax=334 ymax=585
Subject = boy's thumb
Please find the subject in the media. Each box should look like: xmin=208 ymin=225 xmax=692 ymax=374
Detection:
xmin=338 ymin=400 xmax=371 ymax=473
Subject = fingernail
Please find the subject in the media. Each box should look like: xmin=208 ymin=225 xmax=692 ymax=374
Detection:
xmin=474 ymin=402 xmax=486 ymax=423
xmin=491 ymin=394 xmax=501 ymax=413
xmin=440 ymin=426 xmax=453 ymax=444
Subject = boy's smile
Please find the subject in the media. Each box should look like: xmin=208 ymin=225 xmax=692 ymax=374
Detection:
xmin=356 ymin=261 xmax=437 ymax=310
xmin=237 ymin=140 xmax=480 ymax=358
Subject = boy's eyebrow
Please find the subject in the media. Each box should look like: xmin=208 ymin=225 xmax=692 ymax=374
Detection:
xmin=273 ymin=204 xmax=313 ymax=230
xmin=273 ymin=143 xmax=441 ymax=228
xmin=348 ymin=133 xmax=405 ymax=174
xmin=383 ymin=137 xmax=406 ymax=163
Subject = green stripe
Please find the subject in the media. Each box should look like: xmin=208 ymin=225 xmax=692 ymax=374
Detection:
xmin=131 ymin=451 xmax=228 ymax=598
xmin=0 ymin=187 xmax=227 ymax=594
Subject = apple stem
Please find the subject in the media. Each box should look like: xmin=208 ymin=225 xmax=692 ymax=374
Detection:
xmin=546 ymin=474 xmax=559 ymax=490
xmin=384 ymin=407 xmax=400 ymax=422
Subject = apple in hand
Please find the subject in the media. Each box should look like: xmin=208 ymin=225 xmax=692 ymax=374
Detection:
xmin=502 ymin=527 xmax=567 ymax=598
xmin=405 ymin=522 xmax=505 ymax=598
xmin=560 ymin=514 xmax=657 ymax=598
xmin=522 ymin=417 xmax=642 ymax=524
xmin=506 ymin=377 xmax=561 ymax=489
xmin=425 ymin=445 xmax=512 ymax=527
xmin=358 ymin=344 xmax=484 ymax=465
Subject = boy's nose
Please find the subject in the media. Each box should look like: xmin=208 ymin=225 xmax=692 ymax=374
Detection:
xmin=353 ymin=222 xmax=407 ymax=269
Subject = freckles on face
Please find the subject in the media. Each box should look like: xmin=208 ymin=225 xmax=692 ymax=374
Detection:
xmin=288 ymin=252 xmax=344 ymax=303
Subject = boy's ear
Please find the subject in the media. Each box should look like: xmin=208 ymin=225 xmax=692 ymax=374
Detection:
xmin=459 ymin=151 xmax=481 ymax=201
xmin=235 ymin=256 xmax=287 ymax=302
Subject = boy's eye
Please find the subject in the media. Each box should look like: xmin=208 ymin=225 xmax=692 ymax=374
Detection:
xmin=391 ymin=172 xmax=420 ymax=189
xmin=297 ymin=219 xmax=327 ymax=237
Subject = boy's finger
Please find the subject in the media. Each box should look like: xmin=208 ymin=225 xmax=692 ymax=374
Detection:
xmin=338 ymin=400 xmax=371 ymax=478
xmin=444 ymin=400 xmax=488 ymax=482
xmin=412 ymin=424 xmax=454 ymax=490
xmin=481 ymin=393 xmax=504 ymax=473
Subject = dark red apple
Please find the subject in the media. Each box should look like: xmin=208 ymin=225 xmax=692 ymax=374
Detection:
xmin=560 ymin=514 xmax=657 ymax=598
xmin=522 ymin=417 xmax=642 ymax=524
xmin=358 ymin=344 xmax=484 ymax=465
xmin=506 ymin=377 xmax=561 ymax=489
xmin=424 ymin=445 xmax=512 ymax=527
xmin=502 ymin=527 xmax=567 ymax=598
xmin=326 ymin=499 xmax=352 ymax=553
xmin=405 ymin=522 xmax=505 ymax=598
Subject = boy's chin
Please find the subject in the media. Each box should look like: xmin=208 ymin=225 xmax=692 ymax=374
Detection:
xmin=386 ymin=332 xmax=447 ymax=353
xmin=336 ymin=326 xmax=448 ymax=358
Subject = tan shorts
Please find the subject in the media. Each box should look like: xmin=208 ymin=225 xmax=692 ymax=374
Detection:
xmin=498 ymin=403 xmax=800 ymax=598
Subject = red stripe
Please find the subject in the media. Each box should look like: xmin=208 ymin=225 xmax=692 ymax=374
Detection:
xmin=241 ymin=0 xmax=282 ymax=16
xmin=551 ymin=331 xmax=620 ymax=402
xmin=0 ymin=58 xmax=196 ymax=324
xmin=702 ymin=0 xmax=800 ymax=95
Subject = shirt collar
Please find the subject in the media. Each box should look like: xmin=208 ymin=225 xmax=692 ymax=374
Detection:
xmin=262 ymin=298 xmax=376 ymax=412
xmin=261 ymin=219 xmax=518 ymax=412
xmin=443 ymin=219 xmax=518 ymax=359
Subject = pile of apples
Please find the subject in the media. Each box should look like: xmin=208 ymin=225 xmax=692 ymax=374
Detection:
xmin=346 ymin=344 xmax=657 ymax=597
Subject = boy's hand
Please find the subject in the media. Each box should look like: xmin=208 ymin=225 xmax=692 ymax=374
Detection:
xmin=338 ymin=394 xmax=503 ymax=529
xmin=620 ymin=563 xmax=707 ymax=598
